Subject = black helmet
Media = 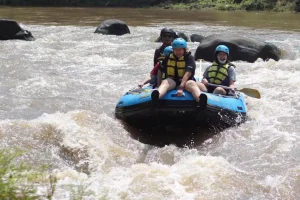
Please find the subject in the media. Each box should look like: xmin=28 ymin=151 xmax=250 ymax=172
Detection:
xmin=160 ymin=28 xmax=175 ymax=37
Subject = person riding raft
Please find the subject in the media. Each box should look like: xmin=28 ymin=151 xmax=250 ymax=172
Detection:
xmin=152 ymin=38 xmax=207 ymax=109
xmin=197 ymin=44 xmax=236 ymax=96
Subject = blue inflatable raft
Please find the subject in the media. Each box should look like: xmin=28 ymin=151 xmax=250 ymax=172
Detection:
xmin=115 ymin=86 xmax=247 ymax=127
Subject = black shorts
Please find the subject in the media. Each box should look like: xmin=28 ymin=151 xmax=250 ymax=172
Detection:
xmin=174 ymin=77 xmax=196 ymax=86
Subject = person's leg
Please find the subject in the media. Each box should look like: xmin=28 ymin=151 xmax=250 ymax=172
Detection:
xmin=151 ymin=78 xmax=176 ymax=106
xmin=213 ymin=87 xmax=226 ymax=95
xmin=185 ymin=80 xmax=201 ymax=101
xmin=151 ymin=75 xmax=157 ymax=88
xmin=186 ymin=80 xmax=207 ymax=110
xmin=196 ymin=82 xmax=208 ymax=93
xmin=157 ymin=78 xmax=176 ymax=98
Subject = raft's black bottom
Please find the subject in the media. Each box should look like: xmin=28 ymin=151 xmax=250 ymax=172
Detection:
xmin=120 ymin=119 xmax=222 ymax=147
xmin=115 ymin=100 xmax=246 ymax=129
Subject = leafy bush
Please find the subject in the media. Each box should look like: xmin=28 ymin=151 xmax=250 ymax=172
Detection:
xmin=0 ymin=148 xmax=39 ymax=199
xmin=294 ymin=0 xmax=300 ymax=11
xmin=215 ymin=3 xmax=240 ymax=10
xmin=0 ymin=148 xmax=94 ymax=199
xmin=240 ymin=0 xmax=276 ymax=10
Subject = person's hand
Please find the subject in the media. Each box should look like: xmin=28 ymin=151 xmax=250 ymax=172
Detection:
xmin=138 ymin=83 xmax=144 ymax=88
xmin=177 ymin=89 xmax=184 ymax=96
xmin=228 ymin=89 xmax=235 ymax=96
xmin=202 ymin=78 xmax=208 ymax=85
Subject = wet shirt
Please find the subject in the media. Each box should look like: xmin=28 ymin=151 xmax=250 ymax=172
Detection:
xmin=153 ymin=45 xmax=167 ymax=66
xmin=184 ymin=54 xmax=196 ymax=75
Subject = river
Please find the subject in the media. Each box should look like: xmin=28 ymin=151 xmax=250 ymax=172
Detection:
xmin=1 ymin=7 xmax=300 ymax=199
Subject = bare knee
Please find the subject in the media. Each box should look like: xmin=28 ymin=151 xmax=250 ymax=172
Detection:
xmin=197 ymin=82 xmax=208 ymax=92
xmin=185 ymin=80 xmax=197 ymax=88
xmin=161 ymin=80 xmax=169 ymax=86
xmin=213 ymin=87 xmax=226 ymax=95
xmin=159 ymin=78 xmax=176 ymax=91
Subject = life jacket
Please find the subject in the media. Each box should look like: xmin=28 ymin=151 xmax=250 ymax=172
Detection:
xmin=206 ymin=62 xmax=232 ymax=86
xmin=165 ymin=52 xmax=191 ymax=81
xmin=157 ymin=56 xmax=165 ymax=62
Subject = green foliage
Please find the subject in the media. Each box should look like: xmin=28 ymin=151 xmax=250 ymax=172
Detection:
xmin=0 ymin=148 xmax=39 ymax=199
xmin=272 ymin=0 xmax=296 ymax=11
xmin=293 ymin=0 xmax=300 ymax=11
xmin=46 ymin=174 xmax=57 ymax=200
xmin=215 ymin=3 xmax=240 ymax=10
xmin=240 ymin=0 xmax=276 ymax=11
xmin=69 ymin=181 xmax=95 ymax=200
xmin=197 ymin=0 xmax=216 ymax=8
xmin=240 ymin=0 xmax=264 ymax=10
xmin=0 ymin=0 xmax=299 ymax=11
xmin=0 ymin=147 xmax=95 ymax=199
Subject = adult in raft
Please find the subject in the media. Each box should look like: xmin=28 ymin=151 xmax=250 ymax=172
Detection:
xmin=151 ymin=38 xmax=207 ymax=109
xmin=153 ymin=28 xmax=176 ymax=66
xmin=197 ymin=45 xmax=236 ymax=95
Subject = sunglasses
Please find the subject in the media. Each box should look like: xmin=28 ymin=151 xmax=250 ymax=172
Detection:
xmin=162 ymin=35 xmax=173 ymax=38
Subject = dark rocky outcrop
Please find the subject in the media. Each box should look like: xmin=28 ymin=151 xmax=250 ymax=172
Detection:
xmin=190 ymin=34 xmax=205 ymax=43
xmin=194 ymin=34 xmax=281 ymax=62
xmin=94 ymin=19 xmax=130 ymax=35
xmin=0 ymin=19 xmax=35 ymax=41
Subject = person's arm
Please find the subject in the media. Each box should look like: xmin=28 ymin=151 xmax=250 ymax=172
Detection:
xmin=151 ymin=62 xmax=160 ymax=76
xmin=228 ymin=66 xmax=236 ymax=90
xmin=153 ymin=49 xmax=158 ymax=66
xmin=177 ymin=55 xmax=195 ymax=95
xmin=157 ymin=59 xmax=167 ymax=88
xmin=179 ymin=72 xmax=192 ymax=89
xmin=201 ymin=68 xmax=209 ymax=85
xmin=156 ymin=70 xmax=162 ymax=88
xmin=153 ymin=48 xmax=160 ymax=66
xmin=229 ymin=80 xmax=235 ymax=88
xmin=138 ymin=77 xmax=151 ymax=88
xmin=177 ymin=71 xmax=192 ymax=96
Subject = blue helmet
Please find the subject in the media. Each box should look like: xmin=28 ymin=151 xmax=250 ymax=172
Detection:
xmin=215 ymin=45 xmax=229 ymax=55
xmin=163 ymin=46 xmax=173 ymax=56
xmin=172 ymin=38 xmax=187 ymax=49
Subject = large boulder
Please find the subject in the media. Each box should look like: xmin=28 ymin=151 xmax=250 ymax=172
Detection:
xmin=0 ymin=19 xmax=35 ymax=41
xmin=176 ymin=31 xmax=190 ymax=42
xmin=194 ymin=34 xmax=281 ymax=62
xmin=94 ymin=19 xmax=130 ymax=35
xmin=190 ymin=33 xmax=205 ymax=43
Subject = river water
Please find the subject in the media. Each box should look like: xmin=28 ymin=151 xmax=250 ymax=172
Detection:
xmin=1 ymin=7 xmax=300 ymax=199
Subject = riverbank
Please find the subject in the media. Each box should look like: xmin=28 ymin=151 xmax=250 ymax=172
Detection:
xmin=159 ymin=0 xmax=300 ymax=12
xmin=0 ymin=0 xmax=299 ymax=12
